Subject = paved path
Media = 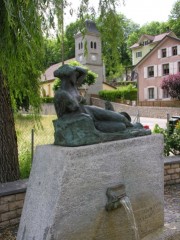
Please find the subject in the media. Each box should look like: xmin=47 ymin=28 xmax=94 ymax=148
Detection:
xmin=132 ymin=116 xmax=167 ymax=130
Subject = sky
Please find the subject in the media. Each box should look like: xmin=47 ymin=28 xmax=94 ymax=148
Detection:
xmin=65 ymin=0 xmax=177 ymax=27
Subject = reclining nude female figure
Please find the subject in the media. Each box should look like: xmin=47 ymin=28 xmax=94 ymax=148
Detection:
xmin=53 ymin=64 xmax=133 ymax=133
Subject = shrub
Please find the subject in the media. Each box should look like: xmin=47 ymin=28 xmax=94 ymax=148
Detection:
xmin=161 ymin=73 xmax=180 ymax=100
xmin=99 ymin=84 xmax=137 ymax=102
xmin=41 ymin=96 xmax=54 ymax=103
xmin=53 ymin=78 xmax=61 ymax=91
xmin=153 ymin=122 xmax=180 ymax=156
xmin=19 ymin=147 xmax=32 ymax=179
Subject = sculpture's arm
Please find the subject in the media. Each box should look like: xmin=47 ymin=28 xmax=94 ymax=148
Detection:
xmin=76 ymin=66 xmax=87 ymax=86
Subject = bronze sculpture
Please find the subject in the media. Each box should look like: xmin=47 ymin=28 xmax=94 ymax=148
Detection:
xmin=53 ymin=64 xmax=151 ymax=146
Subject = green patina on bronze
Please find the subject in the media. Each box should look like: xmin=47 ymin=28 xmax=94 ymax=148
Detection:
xmin=53 ymin=64 xmax=151 ymax=146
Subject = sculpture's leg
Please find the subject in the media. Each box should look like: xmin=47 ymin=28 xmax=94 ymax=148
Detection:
xmin=85 ymin=106 xmax=133 ymax=127
xmin=94 ymin=121 xmax=126 ymax=133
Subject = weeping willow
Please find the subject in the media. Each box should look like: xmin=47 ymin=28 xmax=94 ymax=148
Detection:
xmin=0 ymin=0 xmax=123 ymax=182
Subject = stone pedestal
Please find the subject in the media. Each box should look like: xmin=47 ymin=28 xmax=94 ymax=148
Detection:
xmin=18 ymin=135 xmax=165 ymax=240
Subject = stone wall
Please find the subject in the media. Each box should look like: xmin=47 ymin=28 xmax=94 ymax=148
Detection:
xmin=91 ymin=97 xmax=180 ymax=119
xmin=164 ymin=156 xmax=180 ymax=185
xmin=0 ymin=180 xmax=27 ymax=230
xmin=40 ymin=100 xmax=180 ymax=119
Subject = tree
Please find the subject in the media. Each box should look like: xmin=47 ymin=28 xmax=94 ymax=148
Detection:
xmin=65 ymin=21 xmax=81 ymax=59
xmin=161 ymin=73 xmax=180 ymax=100
xmin=1 ymin=0 xmax=124 ymax=183
xmin=0 ymin=0 xmax=44 ymax=182
xmin=43 ymin=39 xmax=62 ymax=69
xmin=168 ymin=0 xmax=180 ymax=37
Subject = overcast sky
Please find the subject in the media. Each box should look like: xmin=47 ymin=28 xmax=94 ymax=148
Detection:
xmin=65 ymin=0 xmax=177 ymax=26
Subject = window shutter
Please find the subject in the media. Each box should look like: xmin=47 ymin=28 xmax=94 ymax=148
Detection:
xmin=169 ymin=62 xmax=174 ymax=74
xmin=158 ymin=65 xmax=162 ymax=76
xmin=174 ymin=62 xmax=178 ymax=73
xmin=144 ymin=88 xmax=147 ymax=100
xmin=158 ymin=50 xmax=161 ymax=58
xmin=168 ymin=47 xmax=172 ymax=57
xmin=159 ymin=88 xmax=163 ymax=99
xmin=178 ymin=45 xmax=180 ymax=55
xmin=154 ymin=87 xmax=157 ymax=99
xmin=144 ymin=67 xmax=147 ymax=78
xmin=166 ymin=48 xmax=169 ymax=57
xmin=154 ymin=65 xmax=157 ymax=77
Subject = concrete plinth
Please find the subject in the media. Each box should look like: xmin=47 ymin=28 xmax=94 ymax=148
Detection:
xmin=18 ymin=135 xmax=165 ymax=240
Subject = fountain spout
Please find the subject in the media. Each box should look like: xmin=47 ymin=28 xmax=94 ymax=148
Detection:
xmin=105 ymin=183 xmax=126 ymax=211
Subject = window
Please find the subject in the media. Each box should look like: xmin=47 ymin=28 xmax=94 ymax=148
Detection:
xmin=90 ymin=41 xmax=97 ymax=49
xmin=136 ymin=52 xmax=142 ymax=58
xmin=148 ymin=66 xmax=154 ymax=77
xmin=144 ymin=40 xmax=148 ymax=45
xmin=81 ymin=42 xmax=83 ymax=49
xmin=163 ymin=89 xmax=170 ymax=98
xmin=78 ymin=43 xmax=81 ymax=50
xmin=162 ymin=48 xmax=166 ymax=58
xmin=172 ymin=46 xmax=177 ymax=56
xmin=178 ymin=62 xmax=180 ymax=72
xmin=148 ymin=88 xmax=154 ymax=99
xmin=163 ymin=64 xmax=169 ymax=75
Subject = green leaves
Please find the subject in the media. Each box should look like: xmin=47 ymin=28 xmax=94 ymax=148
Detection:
xmin=153 ymin=122 xmax=180 ymax=156
xmin=1 ymin=0 xmax=45 ymax=111
xmin=99 ymin=84 xmax=137 ymax=102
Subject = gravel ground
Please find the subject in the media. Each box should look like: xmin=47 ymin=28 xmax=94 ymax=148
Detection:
xmin=0 ymin=184 xmax=180 ymax=240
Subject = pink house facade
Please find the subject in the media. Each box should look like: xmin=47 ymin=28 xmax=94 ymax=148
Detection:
xmin=134 ymin=36 xmax=180 ymax=102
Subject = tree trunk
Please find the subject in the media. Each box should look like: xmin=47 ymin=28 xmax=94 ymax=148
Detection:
xmin=0 ymin=72 xmax=20 ymax=183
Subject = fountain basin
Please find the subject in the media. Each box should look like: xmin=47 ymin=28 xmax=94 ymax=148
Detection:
xmin=18 ymin=135 xmax=165 ymax=240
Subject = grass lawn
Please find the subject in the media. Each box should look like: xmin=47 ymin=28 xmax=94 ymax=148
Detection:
xmin=15 ymin=114 xmax=56 ymax=179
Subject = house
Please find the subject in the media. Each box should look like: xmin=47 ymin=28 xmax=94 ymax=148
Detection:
xmin=41 ymin=20 xmax=105 ymax=97
xmin=134 ymin=35 xmax=180 ymax=102
xmin=130 ymin=32 xmax=177 ymax=66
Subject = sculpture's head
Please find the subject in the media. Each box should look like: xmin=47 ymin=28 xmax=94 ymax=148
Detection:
xmin=54 ymin=64 xmax=87 ymax=86
xmin=54 ymin=64 xmax=76 ymax=79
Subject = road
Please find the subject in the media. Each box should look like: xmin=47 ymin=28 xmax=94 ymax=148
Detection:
xmin=131 ymin=116 xmax=167 ymax=130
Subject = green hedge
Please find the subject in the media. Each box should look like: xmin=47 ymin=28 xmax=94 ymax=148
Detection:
xmin=41 ymin=97 xmax=54 ymax=103
xmin=99 ymin=85 xmax=137 ymax=102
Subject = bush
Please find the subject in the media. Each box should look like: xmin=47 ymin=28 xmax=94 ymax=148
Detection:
xmin=41 ymin=96 xmax=54 ymax=103
xmin=161 ymin=73 xmax=180 ymax=100
xmin=19 ymin=147 xmax=32 ymax=179
xmin=99 ymin=84 xmax=137 ymax=102
xmin=153 ymin=122 xmax=180 ymax=156
xmin=53 ymin=78 xmax=61 ymax=91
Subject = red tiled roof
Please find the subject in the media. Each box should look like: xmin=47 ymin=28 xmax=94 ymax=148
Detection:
xmin=134 ymin=35 xmax=180 ymax=67
xmin=153 ymin=32 xmax=170 ymax=42
xmin=130 ymin=32 xmax=176 ymax=49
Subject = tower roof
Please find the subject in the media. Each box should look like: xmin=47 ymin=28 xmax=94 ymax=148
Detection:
xmin=85 ymin=20 xmax=99 ymax=34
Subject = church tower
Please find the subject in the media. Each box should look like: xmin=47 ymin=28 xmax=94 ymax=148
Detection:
xmin=75 ymin=20 xmax=105 ymax=95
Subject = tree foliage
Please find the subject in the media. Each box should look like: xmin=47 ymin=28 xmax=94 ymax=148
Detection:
xmin=161 ymin=73 xmax=180 ymax=100
xmin=0 ymin=0 xmax=44 ymax=111
xmin=168 ymin=0 xmax=180 ymax=37
xmin=1 ymin=0 xmax=125 ymax=182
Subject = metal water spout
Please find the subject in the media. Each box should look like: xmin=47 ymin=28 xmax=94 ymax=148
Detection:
xmin=105 ymin=183 xmax=126 ymax=211
xmin=105 ymin=183 xmax=140 ymax=240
